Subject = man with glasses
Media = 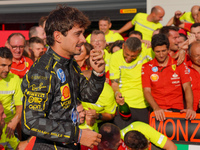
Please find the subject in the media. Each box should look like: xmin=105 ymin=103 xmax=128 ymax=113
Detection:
xmin=90 ymin=30 xmax=111 ymax=83
xmin=7 ymin=33 xmax=33 ymax=79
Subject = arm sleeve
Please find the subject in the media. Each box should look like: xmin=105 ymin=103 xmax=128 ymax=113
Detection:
xmin=21 ymin=71 xmax=79 ymax=143
xmin=79 ymin=70 xmax=105 ymax=103
xmin=131 ymin=13 xmax=138 ymax=25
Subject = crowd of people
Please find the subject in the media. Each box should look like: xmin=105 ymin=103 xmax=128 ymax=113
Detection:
xmin=0 ymin=3 xmax=200 ymax=150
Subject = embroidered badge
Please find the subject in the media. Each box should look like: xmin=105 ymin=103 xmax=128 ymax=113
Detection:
xmin=57 ymin=68 xmax=66 ymax=83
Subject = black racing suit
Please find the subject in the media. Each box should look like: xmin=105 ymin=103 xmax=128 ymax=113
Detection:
xmin=21 ymin=47 xmax=105 ymax=150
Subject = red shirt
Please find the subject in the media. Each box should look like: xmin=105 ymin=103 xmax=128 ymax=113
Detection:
xmin=142 ymin=56 xmax=190 ymax=110
xmin=187 ymin=61 xmax=200 ymax=111
xmin=184 ymin=22 xmax=193 ymax=32
xmin=117 ymin=140 xmax=128 ymax=150
xmin=81 ymin=145 xmax=98 ymax=150
xmin=10 ymin=56 xmax=33 ymax=78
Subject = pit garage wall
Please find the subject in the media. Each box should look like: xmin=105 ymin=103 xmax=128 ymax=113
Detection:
xmin=147 ymin=0 xmax=200 ymax=26
xmin=0 ymin=0 xmax=146 ymax=23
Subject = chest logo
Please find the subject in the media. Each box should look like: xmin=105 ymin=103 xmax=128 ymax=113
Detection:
xmin=152 ymin=67 xmax=158 ymax=72
xmin=150 ymin=74 xmax=159 ymax=82
xmin=172 ymin=64 xmax=176 ymax=71
xmin=60 ymin=83 xmax=71 ymax=101
xmin=172 ymin=73 xmax=178 ymax=78
xmin=57 ymin=68 xmax=66 ymax=83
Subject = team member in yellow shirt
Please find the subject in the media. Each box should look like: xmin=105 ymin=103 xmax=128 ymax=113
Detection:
xmin=0 ymin=47 xmax=23 ymax=150
xmin=121 ymin=121 xmax=177 ymax=150
xmin=110 ymin=37 xmax=154 ymax=129
xmin=114 ymin=6 xmax=164 ymax=41
xmin=86 ymin=16 xmax=124 ymax=44
xmin=81 ymin=70 xmax=117 ymax=132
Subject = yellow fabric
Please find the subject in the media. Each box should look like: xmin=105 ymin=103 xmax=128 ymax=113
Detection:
xmin=86 ymin=30 xmax=124 ymax=43
xmin=131 ymin=13 xmax=163 ymax=41
xmin=82 ymin=82 xmax=117 ymax=124
xmin=180 ymin=12 xmax=195 ymax=23
xmin=82 ymin=82 xmax=116 ymax=114
xmin=104 ymin=49 xmax=112 ymax=72
xmin=109 ymin=44 xmax=154 ymax=108
xmin=120 ymin=121 xmax=167 ymax=149
xmin=0 ymin=124 xmax=20 ymax=150
xmin=0 ymin=73 xmax=23 ymax=123
xmin=79 ymin=121 xmax=99 ymax=133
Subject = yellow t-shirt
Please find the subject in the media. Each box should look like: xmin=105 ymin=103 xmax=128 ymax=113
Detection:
xmin=0 ymin=73 xmax=23 ymax=123
xmin=86 ymin=30 xmax=124 ymax=44
xmin=131 ymin=13 xmax=163 ymax=41
xmin=82 ymin=82 xmax=116 ymax=114
xmin=109 ymin=44 xmax=154 ymax=108
xmin=180 ymin=12 xmax=195 ymax=23
xmin=82 ymin=82 xmax=117 ymax=124
xmin=120 ymin=121 xmax=167 ymax=149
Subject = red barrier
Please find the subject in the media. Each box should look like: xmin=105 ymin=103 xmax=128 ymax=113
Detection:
xmin=149 ymin=112 xmax=200 ymax=150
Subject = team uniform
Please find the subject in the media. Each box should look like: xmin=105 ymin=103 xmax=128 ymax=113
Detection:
xmin=0 ymin=73 xmax=23 ymax=149
xmin=86 ymin=30 xmax=124 ymax=44
xmin=187 ymin=60 xmax=200 ymax=111
xmin=109 ymin=45 xmax=154 ymax=129
xmin=21 ymin=47 xmax=105 ymax=150
xmin=119 ymin=121 xmax=168 ymax=149
xmin=142 ymin=56 xmax=190 ymax=110
xmin=180 ymin=12 xmax=195 ymax=23
xmin=131 ymin=13 xmax=163 ymax=41
xmin=82 ymin=82 xmax=116 ymax=129
xmin=10 ymin=56 xmax=33 ymax=79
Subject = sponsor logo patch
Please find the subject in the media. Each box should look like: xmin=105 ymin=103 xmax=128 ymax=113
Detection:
xmin=150 ymin=74 xmax=159 ymax=82
xmin=60 ymin=83 xmax=71 ymax=109
xmin=152 ymin=67 xmax=158 ymax=72
xmin=57 ymin=68 xmax=66 ymax=83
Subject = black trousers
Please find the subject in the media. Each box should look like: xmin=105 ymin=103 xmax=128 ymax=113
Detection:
xmin=113 ymin=107 xmax=149 ymax=129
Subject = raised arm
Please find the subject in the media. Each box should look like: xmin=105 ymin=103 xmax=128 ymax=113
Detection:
xmin=114 ymin=21 xmax=133 ymax=34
